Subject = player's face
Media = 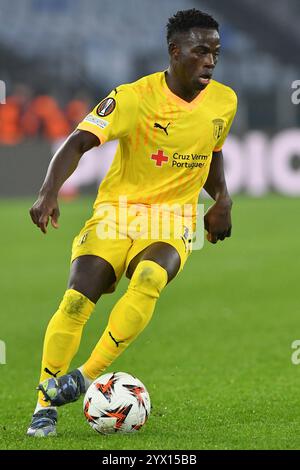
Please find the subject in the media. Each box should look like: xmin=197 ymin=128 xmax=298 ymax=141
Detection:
xmin=171 ymin=28 xmax=220 ymax=92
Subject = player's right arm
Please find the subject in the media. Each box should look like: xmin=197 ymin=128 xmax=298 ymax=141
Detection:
xmin=29 ymin=129 xmax=99 ymax=234
xmin=30 ymin=85 xmax=138 ymax=234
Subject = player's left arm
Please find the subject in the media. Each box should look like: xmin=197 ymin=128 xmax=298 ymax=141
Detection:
xmin=203 ymin=150 xmax=232 ymax=244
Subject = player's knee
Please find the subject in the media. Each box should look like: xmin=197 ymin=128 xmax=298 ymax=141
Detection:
xmin=59 ymin=289 xmax=95 ymax=325
xmin=130 ymin=260 xmax=168 ymax=298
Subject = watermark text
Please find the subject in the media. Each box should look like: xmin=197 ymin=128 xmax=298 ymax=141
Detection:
xmin=0 ymin=80 xmax=6 ymax=104
xmin=85 ymin=197 xmax=205 ymax=251
xmin=291 ymin=340 xmax=300 ymax=365
xmin=291 ymin=80 xmax=300 ymax=105
xmin=0 ymin=340 xmax=6 ymax=364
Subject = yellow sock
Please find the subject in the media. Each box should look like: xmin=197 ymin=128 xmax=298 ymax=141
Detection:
xmin=82 ymin=260 xmax=168 ymax=380
xmin=38 ymin=289 xmax=95 ymax=406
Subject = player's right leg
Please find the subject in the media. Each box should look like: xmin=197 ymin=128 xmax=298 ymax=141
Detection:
xmin=26 ymin=254 xmax=116 ymax=437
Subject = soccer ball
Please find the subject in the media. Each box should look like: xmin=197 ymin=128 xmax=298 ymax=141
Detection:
xmin=83 ymin=371 xmax=151 ymax=434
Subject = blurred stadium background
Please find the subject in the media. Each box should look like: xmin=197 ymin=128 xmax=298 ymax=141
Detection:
xmin=1 ymin=0 xmax=300 ymax=197
xmin=1 ymin=0 xmax=300 ymax=450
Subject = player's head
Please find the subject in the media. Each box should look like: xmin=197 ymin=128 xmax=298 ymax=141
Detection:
xmin=166 ymin=9 xmax=220 ymax=91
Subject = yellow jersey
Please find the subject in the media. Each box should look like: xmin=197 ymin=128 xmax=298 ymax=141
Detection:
xmin=77 ymin=71 xmax=237 ymax=219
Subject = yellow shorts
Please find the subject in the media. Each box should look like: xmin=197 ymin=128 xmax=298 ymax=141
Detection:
xmin=71 ymin=205 xmax=193 ymax=291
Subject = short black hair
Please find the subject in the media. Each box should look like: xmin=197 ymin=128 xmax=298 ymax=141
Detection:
xmin=166 ymin=8 xmax=219 ymax=43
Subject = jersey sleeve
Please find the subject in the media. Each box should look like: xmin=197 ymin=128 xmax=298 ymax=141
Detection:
xmin=76 ymin=85 xmax=138 ymax=144
xmin=214 ymin=92 xmax=238 ymax=152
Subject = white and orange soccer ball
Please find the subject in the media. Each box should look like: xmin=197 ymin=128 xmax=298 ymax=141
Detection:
xmin=83 ymin=372 xmax=151 ymax=434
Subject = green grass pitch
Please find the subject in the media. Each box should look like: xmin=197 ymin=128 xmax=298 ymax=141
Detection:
xmin=0 ymin=195 xmax=299 ymax=450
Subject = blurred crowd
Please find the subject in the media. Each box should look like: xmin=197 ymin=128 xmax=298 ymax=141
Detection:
xmin=0 ymin=84 xmax=91 ymax=145
xmin=0 ymin=83 xmax=117 ymax=199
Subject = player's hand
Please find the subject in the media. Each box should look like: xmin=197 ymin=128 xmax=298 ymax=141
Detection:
xmin=29 ymin=193 xmax=60 ymax=234
xmin=204 ymin=198 xmax=232 ymax=244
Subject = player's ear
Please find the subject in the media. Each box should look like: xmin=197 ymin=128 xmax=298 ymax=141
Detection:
xmin=168 ymin=42 xmax=180 ymax=60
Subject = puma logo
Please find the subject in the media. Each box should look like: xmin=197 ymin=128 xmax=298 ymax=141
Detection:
xmin=44 ymin=367 xmax=61 ymax=378
xmin=109 ymin=331 xmax=124 ymax=348
xmin=154 ymin=122 xmax=170 ymax=136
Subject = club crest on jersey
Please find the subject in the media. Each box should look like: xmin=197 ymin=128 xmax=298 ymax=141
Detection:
xmin=97 ymin=97 xmax=116 ymax=117
xmin=212 ymin=119 xmax=224 ymax=140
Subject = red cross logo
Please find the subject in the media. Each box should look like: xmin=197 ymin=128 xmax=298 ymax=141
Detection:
xmin=151 ymin=149 xmax=169 ymax=167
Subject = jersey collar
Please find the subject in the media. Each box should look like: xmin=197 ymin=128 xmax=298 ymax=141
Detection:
xmin=162 ymin=71 xmax=209 ymax=111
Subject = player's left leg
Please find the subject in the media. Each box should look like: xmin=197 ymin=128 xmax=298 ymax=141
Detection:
xmin=37 ymin=237 xmax=188 ymax=408
xmin=81 ymin=242 xmax=180 ymax=381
